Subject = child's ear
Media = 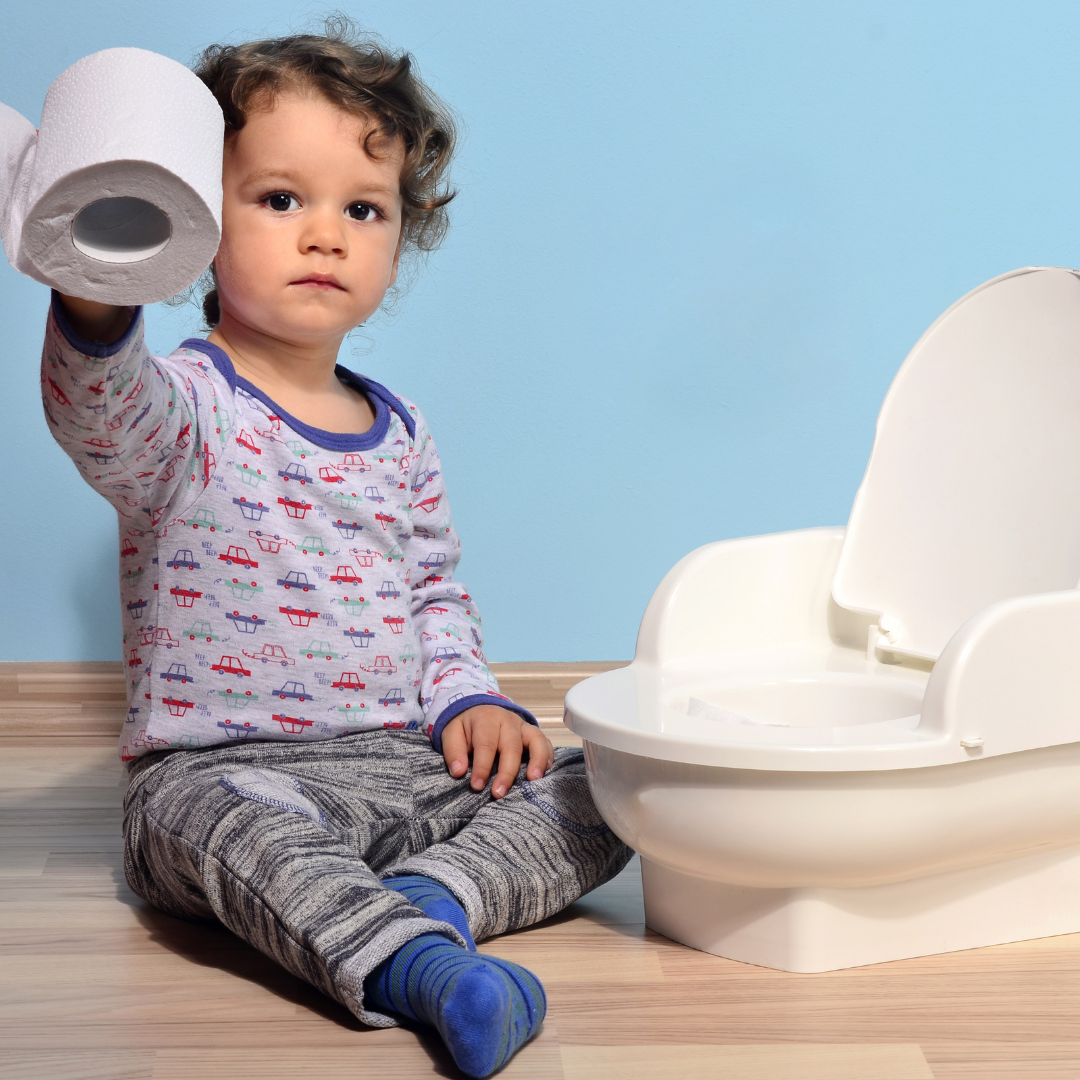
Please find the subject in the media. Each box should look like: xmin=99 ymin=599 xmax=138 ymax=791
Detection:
xmin=388 ymin=236 xmax=402 ymax=288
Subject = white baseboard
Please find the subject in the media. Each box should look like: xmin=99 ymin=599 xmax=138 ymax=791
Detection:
xmin=0 ymin=660 xmax=627 ymax=738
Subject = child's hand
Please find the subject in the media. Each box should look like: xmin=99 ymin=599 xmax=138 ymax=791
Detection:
xmin=57 ymin=294 xmax=134 ymax=344
xmin=441 ymin=705 xmax=554 ymax=799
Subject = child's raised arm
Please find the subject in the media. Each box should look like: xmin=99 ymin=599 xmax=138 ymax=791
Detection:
xmin=41 ymin=293 xmax=223 ymax=534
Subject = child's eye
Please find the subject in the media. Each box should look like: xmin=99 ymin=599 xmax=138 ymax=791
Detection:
xmin=347 ymin=202 xmax=381 ymax=223
xmin=265 ymin=192 xmax=300 ymax=212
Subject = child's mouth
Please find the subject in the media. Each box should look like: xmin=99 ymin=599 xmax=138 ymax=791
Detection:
xmin=291 ymin=275 xmax=346 ymax=290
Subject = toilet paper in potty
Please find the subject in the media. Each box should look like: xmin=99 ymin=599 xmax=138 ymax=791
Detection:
xmin=0 ymin=47 xmax=223 ymax=305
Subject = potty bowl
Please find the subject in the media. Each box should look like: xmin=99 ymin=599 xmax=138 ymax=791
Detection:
xmin=565 ymin=267 xmax=1080 ymax=972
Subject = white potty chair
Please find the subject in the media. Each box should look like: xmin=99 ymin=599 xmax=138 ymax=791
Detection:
xmin=565 ymin=267 xmax=1080 ymax=972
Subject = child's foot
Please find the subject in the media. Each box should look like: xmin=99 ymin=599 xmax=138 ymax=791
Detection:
xmin=364 ymin=933 xmax=546 ymax=1078
xmin=383 ymin=874 xmax=476 ymax=950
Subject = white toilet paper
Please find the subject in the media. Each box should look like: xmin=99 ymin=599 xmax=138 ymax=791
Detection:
xmin=0 ymin=47 xmax=223 ymax=305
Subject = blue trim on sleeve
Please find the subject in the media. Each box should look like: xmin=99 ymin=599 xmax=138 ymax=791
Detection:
xmin=177 ymin=338 xmax=416 ymax=448
xmin=50 ymin=291 xmax=142 ymax=359
xmin=429 ymin=693 xmax=539 ymax=754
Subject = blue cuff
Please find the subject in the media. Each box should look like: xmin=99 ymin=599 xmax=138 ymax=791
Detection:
xmin=429 ymin=694 xmax=539 ymax=753
xmin=50 ymin=290 xmax=142 ymax=358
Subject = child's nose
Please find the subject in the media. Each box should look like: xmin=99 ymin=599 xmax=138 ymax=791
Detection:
xmin=298 ymin=208 xmax=347 ymax=256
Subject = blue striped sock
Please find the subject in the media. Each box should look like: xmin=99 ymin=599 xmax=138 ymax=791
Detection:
xmin=364 ymin=934 xmax=546 ymax=1079
xmin=383 ymin=874 xmax=476 ymax=950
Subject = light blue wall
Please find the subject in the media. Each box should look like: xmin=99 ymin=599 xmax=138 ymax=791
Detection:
xmin=3 ymin=2 xmax=1080 ymax=661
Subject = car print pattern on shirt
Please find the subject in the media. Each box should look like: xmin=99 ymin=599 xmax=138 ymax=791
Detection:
xmin=42 ymin=300 xmax=532 ymax=762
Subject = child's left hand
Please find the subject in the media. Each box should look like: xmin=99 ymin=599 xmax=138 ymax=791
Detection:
xmin=441 ymin=705 xmax=554 ymax=799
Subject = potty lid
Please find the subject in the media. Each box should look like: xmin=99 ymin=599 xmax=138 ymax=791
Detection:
xmin=832 ymin=267 xmax=1080 ymax=660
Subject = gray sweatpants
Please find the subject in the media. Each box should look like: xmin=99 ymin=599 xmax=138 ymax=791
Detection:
xmin=123 ymin=730 xmax=631 ymax=1026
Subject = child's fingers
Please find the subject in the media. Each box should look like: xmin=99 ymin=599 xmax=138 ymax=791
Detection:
xmin=522 ymin=724 xmax=554 ymax=781
xmin=491 ymin=722 xmax=524 ymax=799
xmin=469 ymin=718 xmax=501 ymax=792
xmin=441 ymin=717 xmax=470 ymax=778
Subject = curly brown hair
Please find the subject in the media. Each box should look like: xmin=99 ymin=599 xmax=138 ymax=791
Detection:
xmin=192 ymin=18 xmax=457 ymax=327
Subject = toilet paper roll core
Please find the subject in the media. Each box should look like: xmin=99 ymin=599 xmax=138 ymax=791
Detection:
xmin=71 ymin=197 xmax=173 ymax=264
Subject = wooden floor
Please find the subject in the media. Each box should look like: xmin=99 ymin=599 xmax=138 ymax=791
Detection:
xmin=4 ymin=667 xmax=1080 ymax=1077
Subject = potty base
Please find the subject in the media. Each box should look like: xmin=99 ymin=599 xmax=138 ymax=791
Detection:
xmin=641 ymin=844 xmax=1080 ymax=972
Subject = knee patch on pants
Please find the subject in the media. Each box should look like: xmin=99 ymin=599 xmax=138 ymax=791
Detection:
xmin=220 ymin=768 xmax=327 ymax=827
xmin=519 ymin=754 xmax=610 ymax=838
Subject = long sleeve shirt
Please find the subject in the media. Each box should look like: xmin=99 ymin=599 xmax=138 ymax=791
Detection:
xmin=41 ymin=295 xmax=535 ymax=762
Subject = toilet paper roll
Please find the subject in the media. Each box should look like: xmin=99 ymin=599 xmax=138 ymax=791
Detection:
xmin=0 ymin=47 xmax=223 ymax=305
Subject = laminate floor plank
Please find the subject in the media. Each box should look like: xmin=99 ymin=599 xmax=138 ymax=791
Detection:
xmin=920 ymin=1042 xmax=1080 ymax=1079
xmin=7 ymin=737 xmax=1080 ymax=1078
xmin=0 ymin=1051 xmax=157 ymax=1080
xmin=560 ymin=1042 xmax=934 ymax=1080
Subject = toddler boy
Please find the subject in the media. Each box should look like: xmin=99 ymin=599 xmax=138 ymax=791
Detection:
xmin=41 ymin=27 xmax=630 ymax=1079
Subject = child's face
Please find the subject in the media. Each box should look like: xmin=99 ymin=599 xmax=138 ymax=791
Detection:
xmin=213 ymin=92 xmax=405 ymax=347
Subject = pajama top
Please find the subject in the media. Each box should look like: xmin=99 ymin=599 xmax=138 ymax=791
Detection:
xmin=41 ymin=295 xmax=534 ymax=762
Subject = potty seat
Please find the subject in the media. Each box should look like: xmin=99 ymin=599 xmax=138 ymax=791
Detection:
xmin=565 ymin=267 xmax=1080 ymax=971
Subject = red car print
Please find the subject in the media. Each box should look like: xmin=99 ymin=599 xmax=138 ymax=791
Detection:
xmin=212 ymin=655 xmax=252 ymax=678
xmin=274 ymin=714 xmax=313 ymax=735
xmin=335 ymin=453 xmax=372 ymax=473
xmin=218 ymin=545 xmax=258 ymax=569
xmin=330 ymin=565 xmax=362 ymax=584
xmin=280 ymin=606 xmax=319 ymax=627
xmin=361 ymin=655 xmax=397 ymax=675
xmin=432 ymin=666 xmax=463 ymax=686
xmin=250 ymin=530 xmax=293 ymax=553
xmin=170 ymin=587 xmax=202 ymax=608
xmin=332 ymin=672 xmax=365 ymax=690
xmin=236 ymin=430 xmax=261 ymax=454
xmin=242 ymin=644 xmax=295 ymax=667
xmin=278 ymin=496 xmax=312 ymax=519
